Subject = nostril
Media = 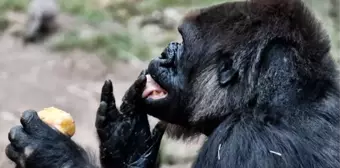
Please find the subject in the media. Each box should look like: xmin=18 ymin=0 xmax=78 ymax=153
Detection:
xmin=159 ymin=52 xmax=175 ymax=67
xmin=160 ymin=58 xmax=174 ymax=67
xmin=158 ymin=42 xmax=181 ymax=67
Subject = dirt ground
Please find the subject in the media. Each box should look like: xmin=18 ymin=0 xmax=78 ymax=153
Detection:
xmin=0 ymin=33 xmax=155 ymax=167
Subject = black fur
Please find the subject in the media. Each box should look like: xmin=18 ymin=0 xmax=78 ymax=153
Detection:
xmin=6 ymin=71 xmax=166 ymax=168
xmin=144 ymin=0 xmax=340 ymax=167
xmin=96 ymin=76 xmax=165 ymax=168
xmin=6 ymin=110 xmax=95 ymax=168
xmin=5 ymin=0 xmax=340 ymax=168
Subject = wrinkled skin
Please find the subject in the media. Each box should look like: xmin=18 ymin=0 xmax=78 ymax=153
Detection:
xmin=140 ymin=0 xmax=340 ymax=167
xmin=145 ymin=42 xmax=188 ymax=125
xmin=6 ymin=71 xmax=166 ymax=168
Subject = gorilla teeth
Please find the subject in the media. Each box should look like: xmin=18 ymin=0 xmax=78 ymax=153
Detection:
xmin=151 ymin=91 xmax=165 ymax=96
xmin=150 ymin=90 xmax=166 ymax=99
xmin=143 ymin=74 xmax=168 ymax=99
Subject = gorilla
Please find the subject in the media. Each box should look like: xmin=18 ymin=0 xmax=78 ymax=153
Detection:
xmin=6 ymin=0 xmax=340 ymax=168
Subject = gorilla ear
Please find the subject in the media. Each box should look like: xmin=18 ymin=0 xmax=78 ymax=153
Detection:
xmin=218 ymin=55 xmax=238 ymax=86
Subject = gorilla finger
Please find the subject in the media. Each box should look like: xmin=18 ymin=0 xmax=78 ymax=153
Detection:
xmin=96 ymin=101 xmax=108 ymax=117
xmin=96 ymin=128 xmax=108 ymax=141
xmin=20 ymin=110 xmax=54 ymax=136
xmin=108 ymin=108 xmax=121 ymax=121
xmin=96 ymin=101 xmax=122 ymax=129
xmin=97 ymin=101 xmax=121 ymax=122
xmin=96 ymin=102 xmax=108 ymax=128
xmin=135 ymin=72 xmax=147 ymax=89
xmin=138 ymin=70 xmax=147 ymax=77
xmin=8 ymin=126 xmax=29 ymax=149
xmin=131 ymin=71 xmax=147 ymax=92
xmin=5 ymin=145 xmax=20 ymax=162
xmin=6 ymin=144 xmax=33 ymax=168
xmin=100 ymin=80 xmax=116 ymax=106
xmin=123 ymin=74 xmax=147 ymax=101
xmin=151 ymin=121 xmax=167 ymax=141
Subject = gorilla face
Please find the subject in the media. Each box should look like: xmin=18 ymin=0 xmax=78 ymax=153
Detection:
xmin=145 ymin=42 xmax=185 ymax=103
xmin=143 ymin=20 xmax=237 ymax=129
xmin=145 ymin=41 xmax=189 ymax=125
xmin=142 ymin=6 xmax=257 ymax=132
xmin=142 ymin=0 xmax=334 ymax=136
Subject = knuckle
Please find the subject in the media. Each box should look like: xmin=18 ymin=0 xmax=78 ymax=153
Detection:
xmin=8 ymin=126 xmax=23 ymax=141
xmin=24 ymin=146 xmax=34 ymax=158
xmin=5 ymin=145 xmax=20 ymax=161
xmin=99 ymin=101 xmax=108 ymax=109
xmin=21 ymin=110 xmax=36 ymax=124
xmin=5 ymin=145 xmax=13 ymax=156
xmin=95 ymin=116 xmax=105 ymax=128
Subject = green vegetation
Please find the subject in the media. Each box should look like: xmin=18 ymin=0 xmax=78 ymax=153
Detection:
xmin=60 ymin=0 xmax=110 ymax=23
xmin=0 ymin=0 xmax=228 ymax=60
xmin=138 ymin=0 xmax=226 ymax=13
xmin=0 ymin=0 xmax=26 ymax=12
xmin=0 ymin=0 xmax=226 ymax=22
xmin=0 ymin=0 xmax=338 ymax=62
xmin=52 ymin=31 xmax=151 ymax=60
xmin=0 ymin=15 xmax=9 ymax=32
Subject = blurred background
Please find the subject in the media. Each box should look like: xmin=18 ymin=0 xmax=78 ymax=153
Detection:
xmin=0 ymin=0 xmax=338 ymax=167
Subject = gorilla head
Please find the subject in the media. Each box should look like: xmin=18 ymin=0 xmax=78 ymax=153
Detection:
xmin=142 ymin=0 xmax=339 ymax=138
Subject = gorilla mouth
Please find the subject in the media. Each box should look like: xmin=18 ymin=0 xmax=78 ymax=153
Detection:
xmin=142 ymin=75 xmax=168 ymax=100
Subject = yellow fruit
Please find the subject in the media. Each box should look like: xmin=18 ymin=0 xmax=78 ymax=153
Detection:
xmin=38 ymin=107 xmax=75 ymax=137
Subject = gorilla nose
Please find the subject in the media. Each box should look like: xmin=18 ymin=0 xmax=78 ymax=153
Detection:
xmin=159 ymin=42 xmax=180 ymax=66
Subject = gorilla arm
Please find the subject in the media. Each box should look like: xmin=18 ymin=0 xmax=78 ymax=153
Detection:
xmin=6 ymin=71 xmax=166 ymax=168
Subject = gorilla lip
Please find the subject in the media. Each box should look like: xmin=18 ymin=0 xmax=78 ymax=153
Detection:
xmin=142 ymin=75 xmax=168 ymax=99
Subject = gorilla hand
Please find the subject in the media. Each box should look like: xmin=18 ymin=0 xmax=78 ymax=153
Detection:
xmin=6 ymin=110 xmax=94 ymax=168
xmin=96 ymin=71 xmax=166 ymax=168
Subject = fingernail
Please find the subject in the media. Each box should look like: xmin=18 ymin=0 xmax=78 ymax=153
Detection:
xmin=21 ymin=110 xmax=35 ymax=123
